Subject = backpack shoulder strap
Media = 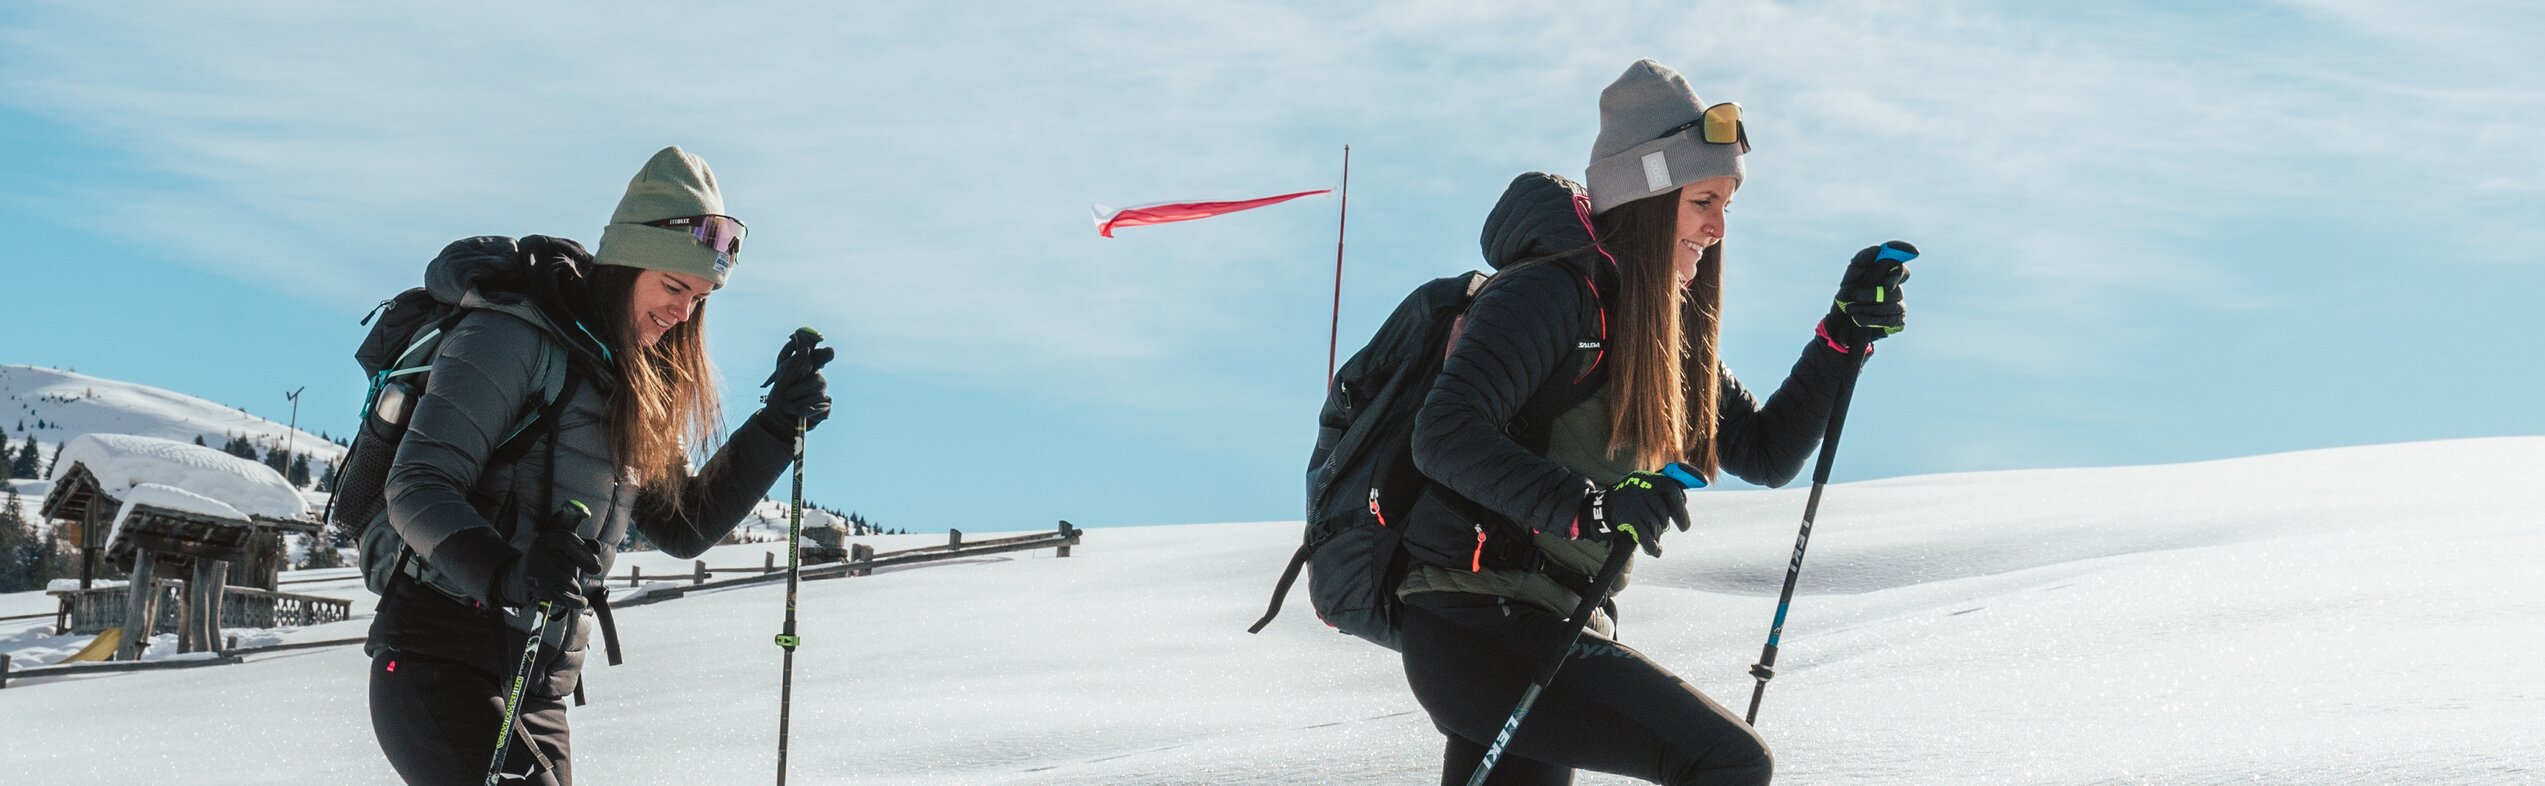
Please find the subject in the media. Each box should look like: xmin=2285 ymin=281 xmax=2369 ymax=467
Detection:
xmin=485 ymin=338 xmax=572 ymax=466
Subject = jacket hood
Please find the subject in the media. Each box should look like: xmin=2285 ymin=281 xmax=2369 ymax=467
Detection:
xmin=1479 ymin=172 xmax=1600 ymax=271
xmin=425 ymin=235 xmax=614 ymax=367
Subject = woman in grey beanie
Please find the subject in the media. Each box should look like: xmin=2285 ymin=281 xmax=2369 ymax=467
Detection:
xmin=1391 ymin=60 xmax=1916 ymax=785
xmin=362 ymin=146 xmax=835 ymax=785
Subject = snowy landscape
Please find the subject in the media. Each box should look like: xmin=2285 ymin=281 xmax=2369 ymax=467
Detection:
xmin=4 ymin=421 xmax=2538 ymax=783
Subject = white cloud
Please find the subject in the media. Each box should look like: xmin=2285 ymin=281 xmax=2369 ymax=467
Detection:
xmin=5 ymin=0 xmax=2537 ymax=404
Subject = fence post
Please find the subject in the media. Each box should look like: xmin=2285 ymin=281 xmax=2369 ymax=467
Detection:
xmin=2 ymin=652 xmax=11 ymax=689
xmin=766 ymin=551 xmax=776 ymax=573
xmin=850 ymin=544 xmax=873 ymax=577
xmin=693 ymin=560 xmax=708 ymax=585
xmin=948 ymin=528 xmax=964 ymax=549
xmin=629 ymin=565 xmax=641 ymax=588
xmin=1057 ymin=521 xmax=1077 ymax=558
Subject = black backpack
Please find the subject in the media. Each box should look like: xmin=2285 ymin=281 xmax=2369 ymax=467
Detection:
xmin=325 ymin=243 xmax=570 ymax=597
xmin=1249 ymin=257 xmax=1606 ymax=650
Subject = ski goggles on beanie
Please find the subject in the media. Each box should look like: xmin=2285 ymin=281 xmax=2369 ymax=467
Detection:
xmin=1658 ymin=102 xmax=1750 ymax=151
xmin=645 ymin=214 xmax=747 ymax=257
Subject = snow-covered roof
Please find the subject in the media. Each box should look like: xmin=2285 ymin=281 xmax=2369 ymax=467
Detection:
xmin=49 ymin=433 xmax=309 ymax=521
xmin=106 ymin=482 xmax=252 ymax=553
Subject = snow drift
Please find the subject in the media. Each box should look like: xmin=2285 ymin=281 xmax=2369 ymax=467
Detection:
xmin=0 ymin=437 xmax=2537 ymax=784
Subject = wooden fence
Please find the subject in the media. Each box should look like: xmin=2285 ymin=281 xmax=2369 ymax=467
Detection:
xmin=47 ymin=581 xmax=353 ymax=636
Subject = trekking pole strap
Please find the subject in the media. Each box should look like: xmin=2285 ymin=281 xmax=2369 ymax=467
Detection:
xmin=590 ymin=589 xmax=623 ymax=667
xmin=1248 ymin=543 xmax=1315 ymax=634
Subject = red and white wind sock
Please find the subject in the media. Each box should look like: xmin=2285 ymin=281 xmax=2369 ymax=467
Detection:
xmin=1091 ymin=189 xmax=1332 ymax=237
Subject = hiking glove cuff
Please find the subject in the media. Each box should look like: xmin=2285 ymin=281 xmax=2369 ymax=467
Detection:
xmin=429 ymin=527 xmax=518 ymax=607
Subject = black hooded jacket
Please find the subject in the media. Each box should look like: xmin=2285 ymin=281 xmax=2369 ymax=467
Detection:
xmin=1398 ymin=173 xmax=1857 ymax=612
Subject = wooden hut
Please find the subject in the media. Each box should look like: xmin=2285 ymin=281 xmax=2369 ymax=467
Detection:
xmin=40 ymin=434 xmax=316 ymax=592
xmin=37 ymin=434 xmax=333 ymax=661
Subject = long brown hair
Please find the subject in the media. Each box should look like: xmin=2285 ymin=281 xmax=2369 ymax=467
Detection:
xmin=1589 ymin=192 xmax=1724 ymax=479
xmin=583 ymin=264 xmax=724 ymax=505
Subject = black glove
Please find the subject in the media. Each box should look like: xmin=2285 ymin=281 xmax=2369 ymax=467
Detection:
xmin=1820 ymin=240 xmax=1919 ymax=352
xmin=758 ymin=327 xmax=835 ymax=435
xmin=507 ymin=501 xmax=604 ymax=613
xmin=1575 ymin=470 xmax=1696 ymax=558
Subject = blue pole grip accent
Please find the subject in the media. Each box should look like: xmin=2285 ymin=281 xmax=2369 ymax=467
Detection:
xmin=1875 ymin=242 xmax=1919 ymax=265
xmin=1660 ymin=462 xmax=1708 ymax=490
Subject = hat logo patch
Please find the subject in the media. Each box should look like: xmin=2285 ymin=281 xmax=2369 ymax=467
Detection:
xmin=1641 ymin=150 xmax=1672 ymax=192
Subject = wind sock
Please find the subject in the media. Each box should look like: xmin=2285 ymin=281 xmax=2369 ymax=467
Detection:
xmin=1092 ymin=189 xmax=1332 ymax=237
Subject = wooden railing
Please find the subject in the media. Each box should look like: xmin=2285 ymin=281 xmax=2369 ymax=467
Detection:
xmin=222 ymin=586 xmax=354 ymax=629
xmin=47 ymin=582 xmax=352 ymax=636
xmin=51 ymin=581 xmax=184 ymax=636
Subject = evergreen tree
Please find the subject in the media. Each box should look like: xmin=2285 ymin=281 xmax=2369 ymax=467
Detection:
xmin=301 ymin=530 xmax=347 ymax=569
xmin=34 ymin=509 xmax=68 ymax=588
xmin=44 ymin=441 xmax=63 ymax=478
xmin=10 ymin=439 xmax=38 ymax=479
xmin=262 ymin=444 xmax=290 ymax=475
xmin=314 ymin=459 xmax=335 ymax=494
xmin=193 ymin=434 xmax=208 ymax=447
xmin=0 ymin=488 xmax=26 ymax=591
xmin=288 ymin=453 xmax=312 ymax=488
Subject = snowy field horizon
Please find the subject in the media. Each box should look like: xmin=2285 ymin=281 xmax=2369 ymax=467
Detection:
xmin=4 ymin=436 xmax=2541 ymax=784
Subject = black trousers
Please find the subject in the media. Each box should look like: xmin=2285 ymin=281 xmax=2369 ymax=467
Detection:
xmin=1400 ymin=592 xmax=1772 ymax=786
xmin=370 ymin=650 xmax=572 ymax=786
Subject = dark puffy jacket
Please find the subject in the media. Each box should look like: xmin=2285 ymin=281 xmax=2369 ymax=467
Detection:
xmin=365 ymin=236 xmax=796 ymax=697
xmin=1399 ymin=173 xmax=1855 ymax=616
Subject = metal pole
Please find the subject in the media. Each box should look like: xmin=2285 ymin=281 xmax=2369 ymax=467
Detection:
xmin=485 ymin=601 xmax=554 ymax=786
xmin=1327 ymin=144 xmax=1351 ymax=388
xmin=774 ymin=415 xmax=804 ymax=784
xmin=283 ymin=386 xmax=303 ymax=479
xmin=771 ymin=328 xmax=818 ymax=784
xmin=1743 ymin=241 xmax=1915 ymax=724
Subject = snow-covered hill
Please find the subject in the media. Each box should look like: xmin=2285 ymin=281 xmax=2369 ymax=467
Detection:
xmin=0 ymin=364 xmax=344 ymax=469
xmin=1 ymin=437 xmax=2537 ymax=784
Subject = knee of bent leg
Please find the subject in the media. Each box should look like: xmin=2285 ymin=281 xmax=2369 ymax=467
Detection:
xmin=1671 ymin=728 xmax=1772 ymax=786
xmin=1724 ymin=732 xmax=1774 ymax=786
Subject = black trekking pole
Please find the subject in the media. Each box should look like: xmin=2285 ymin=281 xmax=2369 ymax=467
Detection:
xmin=1466 ymin=535 xmax=1639 ymax=786
xmin=1743 ymin=242 xmax=1916 ymax=725
xmin=769 ymin=327 xmax=819 ymax=786
xmin=485 ymin=600 xmax=554 ymax=786
xmin=487 ymin=499 xmax=589 ymax=786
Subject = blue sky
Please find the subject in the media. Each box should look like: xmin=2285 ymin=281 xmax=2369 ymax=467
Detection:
xmin=4 ymin=1 xmax=2538 ymax=531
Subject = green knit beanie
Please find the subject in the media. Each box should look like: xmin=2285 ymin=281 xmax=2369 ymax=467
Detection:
xmin=595 ymin=145 xmax=736 ymax=287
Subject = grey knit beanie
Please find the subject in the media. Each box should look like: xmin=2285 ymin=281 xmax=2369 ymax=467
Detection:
xmin=595 ymin=145 xmax=735 ymax=287
xmin=1585 ymin=60 xmax=1746 ymax=214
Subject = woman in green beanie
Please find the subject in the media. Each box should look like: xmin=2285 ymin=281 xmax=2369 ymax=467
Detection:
xmin=364 ymin=146 xmax=835 ymax=785
xmin=1392 ymin=60 xmax=1917 ymax=785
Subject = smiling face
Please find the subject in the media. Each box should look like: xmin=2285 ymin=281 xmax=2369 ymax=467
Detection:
xmin=628 ymin=269 xmax=714 ymax=347
xmin=1672 ymin=176 xmax=1738 ymax=287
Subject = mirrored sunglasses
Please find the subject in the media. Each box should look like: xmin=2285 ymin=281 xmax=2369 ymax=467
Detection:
xmin=645 ymin=214 xmax=747 ymax=257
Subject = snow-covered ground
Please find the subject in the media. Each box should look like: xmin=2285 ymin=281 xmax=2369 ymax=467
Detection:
xmin=2 ymin=437 xmax=2539 ymax=784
